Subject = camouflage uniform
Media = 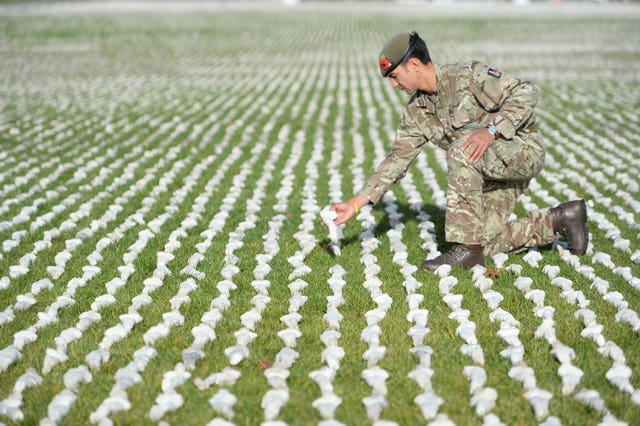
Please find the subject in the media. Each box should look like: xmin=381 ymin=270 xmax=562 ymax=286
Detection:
xmin=359 ymin=61 xmax=558 ymax=255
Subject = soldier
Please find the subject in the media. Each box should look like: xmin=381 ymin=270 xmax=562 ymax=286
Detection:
xmin=330 ymin=32 xmax=588 ymax=270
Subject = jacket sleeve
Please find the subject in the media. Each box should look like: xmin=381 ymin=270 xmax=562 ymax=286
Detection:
xmin=358 ymin=109 xmax=427 ymax=204
xmin=470 ymin=62 xmax=539 ymax=139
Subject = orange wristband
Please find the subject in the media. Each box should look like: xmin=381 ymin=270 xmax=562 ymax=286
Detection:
xmin=350 ymin=200 xmax=359 ymax=214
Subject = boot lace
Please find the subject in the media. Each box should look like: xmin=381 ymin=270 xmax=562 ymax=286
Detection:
xmin=439 ymin=245 xmax=467 ymax=262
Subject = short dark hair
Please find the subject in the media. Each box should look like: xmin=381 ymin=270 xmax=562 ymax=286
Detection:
xmin=406 ymin=32 xmax=431 ymax=65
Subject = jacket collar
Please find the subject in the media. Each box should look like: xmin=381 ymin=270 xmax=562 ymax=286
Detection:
xmin=414 ymin=63 xmax=440 ymax=108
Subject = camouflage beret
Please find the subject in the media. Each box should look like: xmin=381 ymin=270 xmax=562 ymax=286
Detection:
xmin=379 ymin=32 xmax=415 ymax=77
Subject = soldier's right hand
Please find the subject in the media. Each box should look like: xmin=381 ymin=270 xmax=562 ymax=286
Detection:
xmin=330 ymin=202 xmax=355 ymax=226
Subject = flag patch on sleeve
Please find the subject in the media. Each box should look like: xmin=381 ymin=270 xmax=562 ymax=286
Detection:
xmin=481 ymin=65 xmax=502 ymax=78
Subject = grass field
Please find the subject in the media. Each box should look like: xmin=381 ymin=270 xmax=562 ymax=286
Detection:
xmin=1 ymin=1 xmax=639 ymax=425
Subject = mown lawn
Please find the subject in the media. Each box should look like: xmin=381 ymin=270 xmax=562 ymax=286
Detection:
xmin=1 ymin=2 xmax=639 ymax=425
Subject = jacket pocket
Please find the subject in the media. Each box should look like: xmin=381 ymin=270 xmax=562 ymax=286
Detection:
xmin=450 ymin=95 xmax=477 ymax=129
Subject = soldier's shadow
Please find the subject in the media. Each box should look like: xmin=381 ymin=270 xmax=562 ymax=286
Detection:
xmin=323 ymin=202 xmax=454 ymax=254
xmin=319 ymin=200 xmax=565 ymax=261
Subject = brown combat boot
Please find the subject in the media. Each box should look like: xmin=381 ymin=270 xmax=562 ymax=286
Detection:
xmin=549 ymin=199 xmax=588 ymax=255
xmin=421 ymin=244 xmax=485 ymax=271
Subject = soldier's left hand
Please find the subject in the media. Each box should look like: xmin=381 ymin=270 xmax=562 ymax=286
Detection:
xmin=461 ymin=128 xmax=495 ymax=162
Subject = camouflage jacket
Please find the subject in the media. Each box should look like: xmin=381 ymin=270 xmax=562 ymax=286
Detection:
xmin=359 ymin=60 xmax=540 ymax=204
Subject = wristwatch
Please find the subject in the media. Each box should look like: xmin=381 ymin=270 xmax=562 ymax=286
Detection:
xmin=486 ymin=124 xmax=500 ymax=138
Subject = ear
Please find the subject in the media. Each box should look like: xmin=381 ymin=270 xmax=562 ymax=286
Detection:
xmin=406 ymin=57 xmax=423 ymax=72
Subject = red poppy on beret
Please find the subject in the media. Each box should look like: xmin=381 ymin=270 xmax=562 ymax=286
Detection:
xmin=379 ymin=59 xmax=390 ymax=71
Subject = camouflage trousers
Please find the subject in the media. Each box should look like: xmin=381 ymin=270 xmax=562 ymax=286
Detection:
xmin=444 ymin=134 xmax=558 ymax=256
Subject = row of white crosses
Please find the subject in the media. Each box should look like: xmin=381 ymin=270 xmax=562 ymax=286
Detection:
xmin=0 ymin=137 xmax=197 ymax=423
xmin=384 ymin=194 xmax=454 ymax=423
xmin=0 ymin=98 xmax=204 ymax=302
xmin=0 ymin=133 xmax=181 ymax=333
xmin=2 ymin=111 xmax=145 ymax=230
xmin=0 ymin=70 xmax=258 ymax=293
xmin=311 ymin=65 xmax=348 ymax=425
xmin=78 ymin=141 xmax=227 ymax=424
xmin=512 ymin=268 xmax=629 ymax=425
xmin=256 ymin=64 xmax=332 ymax=425
xmin=496 ymin=167 xmax=640 ymax=421
xmin=309 ymin=264 xmax=346 ymax=425
xmin=308 ymin=61 xmax=391 ymax=425
xmin=0 ymin=101 xmax=115 ymax=223
xmin=438 ymin=265 xmax=504 ymax=424
xmin=197 ymin=65 xmax=325 ymax=426
xmin=0 ymin=112 xmax=171 ymax=288
xmin=1 ymin=91 xmax=220 ymax=330
xmin=258 ymin=141 xmax=318 ymax=424
xmin=88 ymin=73 xmax=300 ymax=424
xmin=0 ymin=74 xmax=259 ymax=422
xmin=395 ymin=165 xmax=459 ymax=424
xmin=344 ymin=63 xmax=400 ymax=425
xmin=199 ymin=126 xmax=305 ymax=424
xmin=411 ymin=138 xmax=448 ymax=221
xmin=145 ymin=132 xmax=276 ymax=423
xmin=537 ymin=107 xmax=639 ymax=262
xmin=3 ymin=147 xmax=178 ymax=422
xmin=473 ymin=262 xmax=559 ymax=424
xmin=357 ymin=212 xmax=396 ymax=424
xmin=362 ymin=72 xmax=454 ymax=424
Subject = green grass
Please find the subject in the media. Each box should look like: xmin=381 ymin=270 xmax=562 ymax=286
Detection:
xmin=1 ymin=2 xmax=639 ymax=425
